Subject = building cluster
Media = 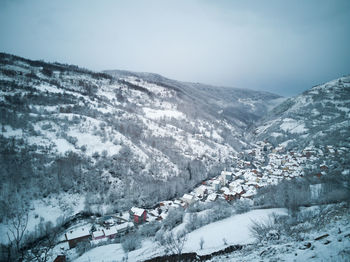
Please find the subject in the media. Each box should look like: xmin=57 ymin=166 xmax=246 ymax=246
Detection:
xmin=62 ymin=141 xmax=343 ymax=251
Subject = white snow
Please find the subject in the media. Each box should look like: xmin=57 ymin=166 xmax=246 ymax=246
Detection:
xmin=0 ymin=193 xmax=85 ymax=244
xmin=34 ymin=84 xmax=65 ymax=94
xmin=143 ymin=108 xmax=185 ymax=120
xmin=73 ymin=208 xmax=287 ymax=262
xmin=131 ymin=207 xmax=146 ymax=217
xmin=280 ymin=118 xmax=307 ymax=134
xmin=0 ymin=125 xmax=23 ymax=138
xmin=66 ymin=227 xmax=90 ymax=240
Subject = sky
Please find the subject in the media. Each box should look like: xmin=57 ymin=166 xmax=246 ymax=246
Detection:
xmin=0 ymin=0 xmax=349 ymax=96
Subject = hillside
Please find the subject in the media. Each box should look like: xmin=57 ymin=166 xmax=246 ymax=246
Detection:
xmin=254 ymin=75 xmax=350 ymax=150
xmin=1 ymin=53 xmax=350 ymax=262
xmin=0 ymin=53 xmax=282 ymax=220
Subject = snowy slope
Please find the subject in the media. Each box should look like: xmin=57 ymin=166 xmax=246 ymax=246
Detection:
xmin=73 ymin=208 xmax=287 ymax=262
xmin=254 ymin=75 xmax=350 ymax=149
xmin=0 ymin=53 xmax=282 ymax=223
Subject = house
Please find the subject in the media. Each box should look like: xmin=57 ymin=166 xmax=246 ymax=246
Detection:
xmin=54 ymin=255 xmax=66 ymax=262
xmin=229 ymin=184 xmax=244 ymax=196
xmin=174 ymin=199 xmax=183 ymax=206
xmin=207 ymin=193 xmax=217 ymax=202
xmin=221 ymin=187 xmax=235 ymax=201
xmin=65 ymin=227 xmax=90 ymax=249
xmin=213 ymin=180 xmax=221 ymax=191
xmin=221 ymin=171 xmax=233 ymax=184
xmin=130 ymin=207 xmax=147 ymax=224
xmin=195 ymin=185 xmax=207 ymax=198
xmin=181 ymin=194 xmax=195 ymax=205
xmin=103 ymin=226 xmax=118 ymax=239
xmin=224 ymin=193 xmax=235 ymax=201
xmin=116 ymin=222 xmax=134 ymax=235
xmin=92 ymin=230 xmax=105 ymax=240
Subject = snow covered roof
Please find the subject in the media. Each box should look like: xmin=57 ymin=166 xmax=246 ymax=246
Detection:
xmin=221 ymin=171 xmax=232 ymax=176
xmin=230 ymin=185 xmax=243 ymax=194
xmin=103 ymin=226 xmax=118 ymax=236
xmin=115 ymin=222 xmax=134 ymax=232
xmin=131 ymin=207 xmax=146 ymax=217
xmin=65 ymin=227 xmax=90 ymax=240
xmin=174 ymin=199 xmax=182 ymax=205
xmin=182 ymin=193 xmax=194 ymax=200
xmin=221 ymin=187 xmax=231 ymax=195
xmin=195 ymin=185 xmax=207 ymax=194
xmin=207 ymin=193 xmax=217 ymax=201
xmin=92 ymin=230 xmax=105 ymax=238
xmin=242 ymin=188 xmax=256 ymax=198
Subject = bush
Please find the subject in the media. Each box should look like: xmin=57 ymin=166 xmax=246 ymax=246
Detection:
xmin=210 ymin=200 xmax=232 ymax=221
xmin=249 ymin=213 xmax=279 ymax=242
xmin=233 ymin=199 xmax=252 ymax=214
xmin=139 ymin=221 xmax=161 ymax=237
xmin=121 ymin=233 xmax=141 ymax=253
xmin=162 ymin=208 xmax=184 ymax=230
xmin=76 ymin=240 xmax=91 ymax=256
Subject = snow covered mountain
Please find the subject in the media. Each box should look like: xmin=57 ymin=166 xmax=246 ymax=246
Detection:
xmin=1 ymin=53 xmax=350 ymax=262
xmin=0 ymin=53 xmax=281 ymax=215
xmin=254 ymin=75 xmax=350 ymax=149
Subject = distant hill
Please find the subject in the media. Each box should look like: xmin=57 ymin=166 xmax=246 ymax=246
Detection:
xmin=254 ymin=75 xmax=350 ymax=150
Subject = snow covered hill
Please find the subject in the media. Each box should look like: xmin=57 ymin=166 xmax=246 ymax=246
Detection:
xmin=1 ymin=53 xmax=350 ymax=262
xmin=0 ymin=53 xmax=281 ymax=219
xmin=254 ymin=75 xmax=350 ymax=150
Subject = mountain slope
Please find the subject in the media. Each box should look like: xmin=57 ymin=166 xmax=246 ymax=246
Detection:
xmin=0 ymin=53 xmax=282 ymax=218
xmin=104 ymin=69 xmax=283 ymax=128
xmin=254 ymin=75 xmax=350 ymax=149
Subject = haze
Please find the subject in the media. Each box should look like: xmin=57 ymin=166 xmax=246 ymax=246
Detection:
xmin=1 ymin=0 xmax=349 ymax=96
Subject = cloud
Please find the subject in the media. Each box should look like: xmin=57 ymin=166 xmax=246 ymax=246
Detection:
xmin=0 ymin=0 xmax=349 ymax=96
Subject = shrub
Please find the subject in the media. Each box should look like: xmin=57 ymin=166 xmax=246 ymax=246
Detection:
xmin=162 ymin=208 xmax=184 ymax=230
xmin=233 ymin=199 xmax=252 ymax=214
xmin=76 ymin=240 xmax=91 ymax=256
xmin=121 ymin=233 xmax=141 ymax=253
xmin=249 ymin=214 xmax=278 ymax=242
xmin=139 ymin=221 xmax=161 ymax=237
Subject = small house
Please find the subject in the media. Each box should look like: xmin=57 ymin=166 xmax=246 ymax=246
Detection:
xmin=181 ymin=194 xmax=195 ymax=205
xmin=213 ymin=180 xmax=221 ymax=191
xmin=221 ymin=187 xmax=235 ymax=201
xmin=221 ymin=171 xmax=232 ymax=184
xmin=116 ymin=222 xmax=134 ymax=235
xmin=195 ymin=185 xmax=208 ymax=198
xmin=207 ymin=193 xmax=217 ymax=202
xmin=65 ymin=227 xmax=90 ymax=249
xmin=103 ymin=226 xmax=118 ymax=239
xmin=224 ymin=192 xmax=235 ymax=201
xmin=130 ymin=207 xmax=147 ymax=224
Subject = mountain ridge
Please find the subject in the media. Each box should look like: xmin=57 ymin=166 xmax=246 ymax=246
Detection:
xmin=0 ymin=52 xmax=282 ymax=216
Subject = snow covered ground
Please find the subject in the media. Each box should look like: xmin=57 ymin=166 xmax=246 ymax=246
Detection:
xmin=210 ymin=205 xmax=350 ymax=261
xmin=0 ymin=193 xmax=85 ymax=245
xmin=74 ymin=208 xmax=287 ymax=262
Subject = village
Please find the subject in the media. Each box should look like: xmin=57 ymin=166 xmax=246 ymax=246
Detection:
xmin=55 ymin=140 xmax=342 ymax=260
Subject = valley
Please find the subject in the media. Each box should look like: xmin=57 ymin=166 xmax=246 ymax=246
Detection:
xmin=0 ymin=53 xmax=349 ymax=261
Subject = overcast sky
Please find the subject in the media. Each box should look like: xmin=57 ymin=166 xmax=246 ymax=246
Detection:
xmin=1 ymin=0 xmax=349 ymax=96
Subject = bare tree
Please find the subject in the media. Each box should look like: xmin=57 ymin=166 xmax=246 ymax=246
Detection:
xmin=7 ymin=210 xmax=29 ymax=260
xmin=158 ymin=230 xmax=188 ymax=256
xmin=25 ymin=227 xmax=59 ymax=262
